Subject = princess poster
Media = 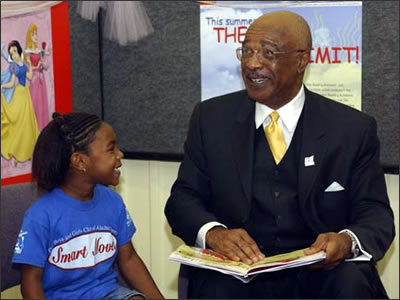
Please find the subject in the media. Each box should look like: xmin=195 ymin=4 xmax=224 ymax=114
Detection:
xmin=1 ymin=2 xmax=72 ymax=185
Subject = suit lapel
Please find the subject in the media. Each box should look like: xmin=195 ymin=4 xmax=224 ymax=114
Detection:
xmin=298 ymin=90 xmax=327 ymax=207
xmin=231 ymin=95 xmax=255 ymax=204
xmin=230 ymin=89 xmax=328 ymax=215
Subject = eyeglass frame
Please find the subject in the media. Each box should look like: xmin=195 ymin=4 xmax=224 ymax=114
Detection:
xmin=236 ymin=46 xmax=307 ymax=63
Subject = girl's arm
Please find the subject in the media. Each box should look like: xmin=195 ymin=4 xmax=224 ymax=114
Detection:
xmin=117 ymin=242 xmax=164 ymax=299
xmin=20 ymin=264 xmax=45 ymax=299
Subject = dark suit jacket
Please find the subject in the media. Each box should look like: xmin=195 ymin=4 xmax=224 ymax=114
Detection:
xmin=165 ymin=87 xmax=395 ymax=263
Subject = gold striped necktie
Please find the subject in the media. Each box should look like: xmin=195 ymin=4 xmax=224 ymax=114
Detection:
xmin=265 ymin=111 xmax=286 ymax=164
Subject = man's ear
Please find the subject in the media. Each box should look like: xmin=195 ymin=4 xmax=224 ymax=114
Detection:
xmin=70 ymin=152 xmax=88 ymax=174
xmin=297 ymin=52 xmax=310 ymax=74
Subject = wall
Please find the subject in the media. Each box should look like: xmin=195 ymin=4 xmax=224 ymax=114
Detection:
xmin=69 ymin=1 xmax=201 ymax=156
xmin=68 ymin=1 xmax=102 ymax=117
xmin=67 ymin=1 xmax=399 ymax=168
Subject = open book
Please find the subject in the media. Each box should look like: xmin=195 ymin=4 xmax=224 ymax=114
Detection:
xmin=169 ymin=245 xmax=326 ymax=283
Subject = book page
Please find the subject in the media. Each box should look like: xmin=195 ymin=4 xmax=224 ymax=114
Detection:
xmin=169 ymin=244 xmax=326 ymax=280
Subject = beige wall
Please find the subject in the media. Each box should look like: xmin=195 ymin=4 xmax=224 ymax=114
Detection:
xmin=376 ymin=174 xmax=399 ymax=299
xmin=2 ymin=160 xmax=398 ymax=299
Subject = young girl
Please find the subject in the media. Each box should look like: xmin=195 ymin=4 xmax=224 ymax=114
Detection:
xmin=12 ymin=112 xmax=164 ymax=299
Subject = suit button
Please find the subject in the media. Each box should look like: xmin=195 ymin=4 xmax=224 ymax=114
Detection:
xmin=274 ymin=191 xmax=280 ymax=198
xmin=274 ymin=170 xmax=279 ymax=176
xmin=277 ymin=215 xmax=282 ymax=220
xmin=276 ymin=237 xmax=281 ymax=242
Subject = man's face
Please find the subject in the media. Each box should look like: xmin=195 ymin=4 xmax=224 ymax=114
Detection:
xmin=240 ymin=20 xmax=305 ymax=108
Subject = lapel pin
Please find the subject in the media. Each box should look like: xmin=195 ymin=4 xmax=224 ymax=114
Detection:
xmin=304 ymin=155 xmax=315 ymax=167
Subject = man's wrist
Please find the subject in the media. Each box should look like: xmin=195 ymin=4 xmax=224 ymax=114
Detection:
xmin=341 ymin=231 xmax=360 ymax=258
xmin=196 ymin=222 xmax=226 ymax=248
xmin=206 ymin=226 xmax=226 ymax=248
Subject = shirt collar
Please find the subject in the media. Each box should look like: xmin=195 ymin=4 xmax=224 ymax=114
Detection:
xmin=255 ymin=85 xmax=305 ymax=132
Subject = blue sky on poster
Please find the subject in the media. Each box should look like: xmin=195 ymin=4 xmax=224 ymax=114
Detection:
xmin=200 ymin=1 xmax=362 ymax=100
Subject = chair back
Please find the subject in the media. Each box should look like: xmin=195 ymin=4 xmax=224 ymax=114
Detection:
xmin=1 ymin=182 xmax=43 ymax=291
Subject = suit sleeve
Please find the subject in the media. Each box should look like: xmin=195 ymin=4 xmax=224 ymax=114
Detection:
xmin=165 ymin=103 xmax=219 ymax=245
xmin=346 ymin=118 xmax=395 ymax=262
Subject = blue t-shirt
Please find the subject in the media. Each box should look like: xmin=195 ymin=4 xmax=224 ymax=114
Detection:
xmin=12 ymin=184 xmax=136 ymax=299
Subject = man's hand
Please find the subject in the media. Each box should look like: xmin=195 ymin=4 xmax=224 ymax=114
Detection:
xmin=206 ymin=227 xmax=265 ymax=264
xmin=304 ymin=232 xmax=352 ymax=269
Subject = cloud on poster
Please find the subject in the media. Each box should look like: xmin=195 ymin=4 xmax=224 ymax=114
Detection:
xmin=200 ymin=8 xmax=264 ymax=100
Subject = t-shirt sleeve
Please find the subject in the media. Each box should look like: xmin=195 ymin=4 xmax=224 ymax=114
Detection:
xmin=116 ymin=201 xmax=136 ymax=247
xmin=12 ymin=211 xmax=49 ymax=268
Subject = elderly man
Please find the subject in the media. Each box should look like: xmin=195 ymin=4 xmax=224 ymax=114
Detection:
xmin=165 ymin=10 xmax=394 ymax=299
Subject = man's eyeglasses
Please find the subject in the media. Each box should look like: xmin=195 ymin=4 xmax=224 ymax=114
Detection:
xmin=236 ymin=47 xmax=306 ymax=62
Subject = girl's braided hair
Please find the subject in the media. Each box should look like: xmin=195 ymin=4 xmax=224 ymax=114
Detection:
xmin=32 ymin=112 xmax=102 ymax=191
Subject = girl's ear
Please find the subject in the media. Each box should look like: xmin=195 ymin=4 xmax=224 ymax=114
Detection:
xmin=70 ymin=152 xmax=88 ymax=175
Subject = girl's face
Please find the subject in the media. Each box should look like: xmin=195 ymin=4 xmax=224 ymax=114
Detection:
xmin=85 ymin=122 xmax=123 ymax=186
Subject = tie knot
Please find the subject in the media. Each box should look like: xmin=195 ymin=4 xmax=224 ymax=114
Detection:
xmin=270 ymin=111 xmax=280 ymax=122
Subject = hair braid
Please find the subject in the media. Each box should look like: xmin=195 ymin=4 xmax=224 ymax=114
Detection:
xmin=32 ymin=111 xmax=103 ymax=191
xmin=52 ymin=112 xmax=78 ymax=153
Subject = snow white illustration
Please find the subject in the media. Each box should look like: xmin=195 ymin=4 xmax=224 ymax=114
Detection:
xmin=1 ymin=40 xmax=40 ymax=165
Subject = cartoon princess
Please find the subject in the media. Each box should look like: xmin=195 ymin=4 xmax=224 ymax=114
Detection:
xmin=25 ymin=23 xmax=51 ymax=130
xmin=1 ymin=40 xmax=40 ymax=164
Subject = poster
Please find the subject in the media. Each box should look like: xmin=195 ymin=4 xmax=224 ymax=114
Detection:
xmin=200 ymin=1 xmax=362 ymax=110
xmin=1 ymin=2 xmax=72 ymax=185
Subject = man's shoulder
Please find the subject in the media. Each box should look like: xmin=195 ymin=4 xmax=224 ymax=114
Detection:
xmin=197 ymin=89 xmax=251 ymax=118
xmin=204 ymin=89 xmax=248 ymax=101
xmin=306 ymin=88 xmax=374 ymax=123
xmin=201 ymin=89 xmax=249 ymax=108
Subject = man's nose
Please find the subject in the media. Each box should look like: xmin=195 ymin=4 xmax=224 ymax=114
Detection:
xmin=244 ymin=51 xmax=262 ymax=69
